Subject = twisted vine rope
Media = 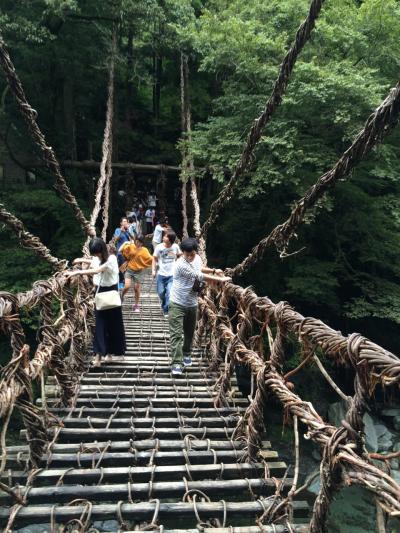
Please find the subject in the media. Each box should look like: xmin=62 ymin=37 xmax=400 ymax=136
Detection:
xmin=200 ymin=0 xmax=325 ymax=238
xmin=0 ymin=204 xmax=66 ymax=271
xmin=197 ymin=281 xmax=400 ymax=530
xmin=85 ymin=27 xmax=116 ymax=249
xmin=228 ymin=80 xmax=400 ymax=277
xmin=0 ymin=273 xmax=92 ymax=418
xmin=0 ymin=33 xmax=94 ymax=238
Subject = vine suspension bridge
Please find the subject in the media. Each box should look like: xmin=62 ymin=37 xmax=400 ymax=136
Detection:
xmin=1 ymin=1 xmax=400 ymax=532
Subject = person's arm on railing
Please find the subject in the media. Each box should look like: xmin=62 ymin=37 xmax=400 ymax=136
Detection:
xmin=201 ymin=266 xmax=229 ymax=283
xmin=66 ymin=262 xmax=108 ymax=278
xmin=202 ymin=267 xmax=223 ymax=275
xmin=73 ymin=257 xmax=92 ymax=265
xmin=203 ymin=273 xmax=231 ymax=283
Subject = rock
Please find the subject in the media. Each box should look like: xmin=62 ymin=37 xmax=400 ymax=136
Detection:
xmin=305 ymin=469 xmax=321 ymax=496
xmin=328 ymin=401 xmax=347 ymax=428
xmin=328 ymin=402 xmax=400 ymax=452
xmin=326 ymin=486 xmax=377 ymax=533
xmin=363 ymin=413 xmax=378 ymax=452
xmin=377 ymin=429 xmax=394 ymax=452
xmin=381 ymin=408 xmax=400 ymax=418
xmin=394 ymin=415 xmax=400 ymax=431
xmin=374 ymin=423 xmax=388 ymax=438
xmin=372 ymin=422 xmax=394 ymax=452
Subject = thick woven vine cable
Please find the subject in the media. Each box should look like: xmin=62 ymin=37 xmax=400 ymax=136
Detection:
xmin=38 ymin=289 xmax=77 ymax=405
xmin=219 ymin=282 xmax=400 ymax=384
xmin=0 ymin=274 xmax=68 ymax=318
xmin=229 ymin=80 xmax=400 ymax=277
xmin=199 ymin=284 xmax=400 ymax=527
xmin=0 ymin=33 xmax=94 ymax=237
xmin=0 ymin=297 xmax=48 ymax=466
xmin=0 ymin=274 xmax=92 ymax=417
xmin=200 ymin=0 xmax=325 ymax=238
xmin=84 ymin=27 xmax=116 ymax=249
xmin=101 ymin=150 xmax=112 ymax=241
xmin=0 ymin=203 xmax=66 ymax=271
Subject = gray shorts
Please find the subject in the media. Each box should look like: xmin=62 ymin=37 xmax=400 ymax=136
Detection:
xmin=125 ymin=268 xmax=145 ymax=284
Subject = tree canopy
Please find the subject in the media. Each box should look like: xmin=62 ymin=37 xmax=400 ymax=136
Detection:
xmin=1 ymin=0 xmax=400 ymax=349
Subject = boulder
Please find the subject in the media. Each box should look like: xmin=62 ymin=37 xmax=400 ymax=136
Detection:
xmin=326 ymin=486 xmax=377 ymax=533
xmin=327 ymin=402 xmax=400 ymax=451
xmin=372 ymin=422 xmax=394 ymax=452
xmin=328 ymin=400 xmax=347 ymax=428
xmin=305 ymin=469 xmax=321 ymax=496
xmin=381 ymin=407 xmax=400 ymax=418
xmin=363 ymin=413 xmax=378 ymax=452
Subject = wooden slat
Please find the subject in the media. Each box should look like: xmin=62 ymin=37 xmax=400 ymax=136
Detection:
xmin=1 ymin=462 xmax=281 ymax=486
xmin=1 ymin=270 xmax=307 ymax=531
xmin=37 ymin=397 xmax=249 ymax=407
xmin=4 ymin=449 xmax=278 ymax=469
xmin=0 ymin=500 xmax=309 ymax=527
xmin=44 ymin=406 xmax=246 ymax=418
xmin=20 ymin=426 xmax=252 ymax=441
xmin=6 ymin=438 xmax=270 ymax=454
xmin=0 ymin=478 xmax=293 ymax=505
xmin=60 ymin=415 xmax=240 ymax=428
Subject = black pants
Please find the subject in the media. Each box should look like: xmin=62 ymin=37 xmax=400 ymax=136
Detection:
xmin=93 ymin=284 xmax=126 ymax=356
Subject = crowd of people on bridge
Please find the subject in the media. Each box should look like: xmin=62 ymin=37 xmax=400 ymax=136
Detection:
xmin=66 ymin=202 xmax=231 ymax=374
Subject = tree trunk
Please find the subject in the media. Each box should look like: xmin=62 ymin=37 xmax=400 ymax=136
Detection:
xmin=153 ymin=53 xmax=162 ymax=136
xmin=63 ymin=77 xmax=77 ymax=160
xmin=125 ymin=26 xmax=135 ymax=127
xmin=180 ymin=53 xmax=206 ymax=262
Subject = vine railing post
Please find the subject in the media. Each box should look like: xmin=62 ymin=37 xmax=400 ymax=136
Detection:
xmin=38 ymin=289 xmax=78 ymax=406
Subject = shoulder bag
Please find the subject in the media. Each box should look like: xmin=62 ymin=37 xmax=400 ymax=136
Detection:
xmin=94 ymin=271 xmax=122 ymax=311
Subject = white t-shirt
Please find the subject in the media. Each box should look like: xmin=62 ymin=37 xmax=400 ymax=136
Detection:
xmin=153 ymin=224 xmax=164 ymax=244
xmin=91 ymin=255 xmax=119 ymax=287
xmin=170 ymin=255 xmax=203 ymax=308
xmin=145 ymin=208 xmax=154 ymax=222
xmin=154 ymin=243 xmax=181 ymax=277
xmin=148 ymin=195 xmax=157 ymax=207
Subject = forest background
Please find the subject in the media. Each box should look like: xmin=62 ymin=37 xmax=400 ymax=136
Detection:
xmin=1 ymin=0 xmax=400 ymax=355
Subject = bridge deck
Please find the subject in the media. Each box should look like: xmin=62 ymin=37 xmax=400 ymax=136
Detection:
xmin=1 ymin=274 xmax=308 ymax=532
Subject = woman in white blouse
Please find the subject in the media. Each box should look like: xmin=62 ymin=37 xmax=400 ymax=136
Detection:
xmin=67 ymin=238 xmax=126 ymax=366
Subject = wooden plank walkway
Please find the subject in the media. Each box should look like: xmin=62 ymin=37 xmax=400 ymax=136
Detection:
xmin=1 ymin=273 xmax=309 ymax=532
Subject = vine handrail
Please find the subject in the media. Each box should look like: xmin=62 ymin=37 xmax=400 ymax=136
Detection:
xmin=197 ymin=281 xmax=400 ymax=531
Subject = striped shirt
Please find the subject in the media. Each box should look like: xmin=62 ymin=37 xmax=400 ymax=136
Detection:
xmin=170 ymin=255 xmax=203 ymax=307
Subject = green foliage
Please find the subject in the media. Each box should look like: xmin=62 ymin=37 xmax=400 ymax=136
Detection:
xmin=1 ymin=0 xmax=400 ymax=350
xmin=182 ymin=0 xmax=400 ymax=340
xmin=0 ymin=189 xmax=84 ymax=292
